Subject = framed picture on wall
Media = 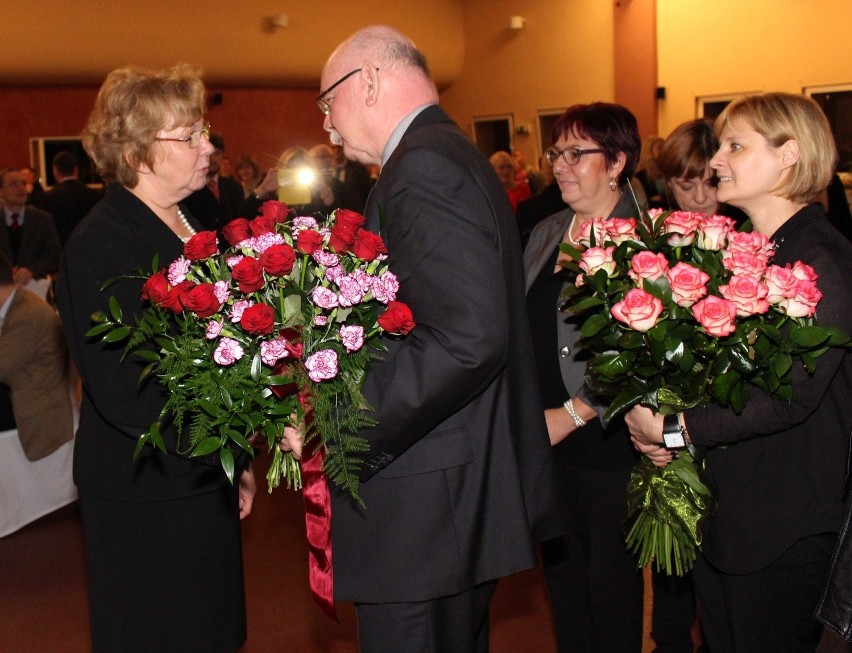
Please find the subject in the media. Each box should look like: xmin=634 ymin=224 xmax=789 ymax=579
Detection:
xmin=472 ymin=114 xmax=514 ymax=159
xmin=804 ymin=83 xmax=852 ymax=173
xmin=537 ymin=110 xmax=565 ymax=163
xmin=696 ymin=93 xmax=753 ymax=121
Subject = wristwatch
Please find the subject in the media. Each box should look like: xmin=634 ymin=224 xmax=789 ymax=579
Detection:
xmin=662 ymin=413 xmax=686 ymax=449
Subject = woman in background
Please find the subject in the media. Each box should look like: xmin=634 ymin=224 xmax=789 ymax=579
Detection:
xmin=627 ymin=93 xmax=852 ymax=651
xmin=490 ymin=150 xmax=532 ymax=214
xmin=234 ymin=153 xmax=262 ymax=199
xmin=525 ymin=102 xmax=644 ymax=652
xmin=56 ymin=64 xmax=255 ymax=653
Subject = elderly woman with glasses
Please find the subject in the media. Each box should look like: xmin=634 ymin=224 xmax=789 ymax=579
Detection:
xmin=55 ymin=64 xmax=255 ymax=653
xmin=524 ymin=103 xmax=645 ymax=652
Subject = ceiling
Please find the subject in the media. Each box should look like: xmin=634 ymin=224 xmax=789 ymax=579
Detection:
xmin=1 ymin=1 xmax=466 ymax=88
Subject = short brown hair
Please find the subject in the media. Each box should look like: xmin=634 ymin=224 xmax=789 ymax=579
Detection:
xmin=83 ymin=64 xmax=206 ymax=187
xmin=715 ymin=93 xmax=837 ymax=204
xmin=658 ymin=119 xmax=718 ymax=181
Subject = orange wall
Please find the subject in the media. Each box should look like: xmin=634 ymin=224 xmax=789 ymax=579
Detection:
xmin=0 ymin=86 xmax=328 ymax=176
xmin=614 ymin=0 xmax=658 ymax=139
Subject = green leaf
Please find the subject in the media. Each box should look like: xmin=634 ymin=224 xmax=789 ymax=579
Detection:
xmin=190 ymin=437 xmax=222 ymax=457
xmin=133 ymin=349 xmax=162 ymax=362
xmin=602 ymin=384 xmax=645 ymax=424
xmin=250 ymin=351 xmax=262 ymax=382
xmin=581 ymin=313 xmax=609 ymax=338
xmin=220 ymin=448 xmax=236 ymax=484
xmin=102 ymin=326 xmax=132 ymax=343
xmin=790 ymin=325 xmax=830 ymax=348
xmin=85 ymin=322 xmax=115 ymax=337
xmin=773 ymin=353 xmax=792 ymax=378
xmin=108 ymin=296 xmax=123 ymax=323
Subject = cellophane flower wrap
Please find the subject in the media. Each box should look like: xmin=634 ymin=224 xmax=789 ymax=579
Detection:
xmin=88 ymin=201 xmax=415 ymax=501
xmin=560 ymin=209 xmax=849 ymax=575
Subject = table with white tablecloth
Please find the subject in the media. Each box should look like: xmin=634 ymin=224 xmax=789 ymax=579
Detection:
xmin=0 ymin=426 xmax=77 ymax=538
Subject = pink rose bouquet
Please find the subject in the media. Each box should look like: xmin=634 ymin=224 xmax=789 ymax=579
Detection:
xmin=88 ymin=202 xmax=415 ymax=501
xmin=561 ymin=209 xmax=848 ymax=574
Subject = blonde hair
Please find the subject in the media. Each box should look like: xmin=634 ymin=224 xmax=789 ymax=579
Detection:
xmin=83 ymin=64 xmax=206 ymax=187
xmin=715 ymin=93 xmax=837 ymax=204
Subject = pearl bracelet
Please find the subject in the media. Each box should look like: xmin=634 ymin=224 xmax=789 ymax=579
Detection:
xmin=563 ymin=398 xmax=586 ymax=428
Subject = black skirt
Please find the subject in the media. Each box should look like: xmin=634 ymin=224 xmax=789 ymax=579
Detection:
xmin=80 ymin=486 xmax=246 ymax=653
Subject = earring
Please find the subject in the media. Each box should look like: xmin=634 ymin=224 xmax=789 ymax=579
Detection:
xmin=609 ymin=178 xmax=617 ymax=191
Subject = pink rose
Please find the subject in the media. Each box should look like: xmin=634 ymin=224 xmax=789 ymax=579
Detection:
xmin=605 ymin=218 xmax=639 ymax=245
xmin=726 ymin=231 xmax=774 ymax=258
xmin=780 ymin=279 xmax=822 ymax=318
xmin=722 ymin=251 xmax=769 ymax=277
xmin=695 ymin=214 xmax=736 ymax=251
xmin=629 ymin=251 xmax=669 ymax=282
xmin=577 ymin=217 xmax=608 ymax=247
xmin=611 ymin=288 xmax=664 ymax=332
xmin=213 ymin=337 xmax=244 ymax=366
xmin=763 ymin=265 xmax=797 ymax=305
xmin=579 ymin=246 xmax=617 ymax=277
xmin=305 ymin=349 xmax=339 ymax=382
xmin=692 ymin=296 xmax=738 ymax=337
xmin=339 ymin=325 xmax=365 ymax=353
xmin=662 ymin=211 xmax=702 ymax=246
xmin=719 ymin=274 xmax=770 ymax=317
xmin=791 ymin=261 xmax=818 ymax=283
xmin=666 ymin=261 xmax=710 ymax=307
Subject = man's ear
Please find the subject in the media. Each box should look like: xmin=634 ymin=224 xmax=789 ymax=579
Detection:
xmin=363 ymin=64 xmax=379 ymax=108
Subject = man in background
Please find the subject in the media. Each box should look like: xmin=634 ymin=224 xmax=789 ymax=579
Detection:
xmin=182 ymin=132 xmax=243 ymax=231
xmin=37 ymin=151 xmax=101 ymax=245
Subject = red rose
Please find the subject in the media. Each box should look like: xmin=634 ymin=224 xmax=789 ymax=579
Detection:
xmin=352 ymin=228 xmax=387 ymax=261
xmin=329 ymin=209 xmax=366 ymax=252
xmin=240 ymin=303 xmax=275 ymax=335
xmin=183 ymin=231 xmax=219 ymax=261
xmin=260 ymin=200 xmax=291 ymax=223
xmin=260 ymin=243 xmax=296 ymax=276
xmin=162 ymin=280 xmax=194 ymax=313
xmin=232 ymin=257 xmax=265 ymax=293
xmin=222 ymin=218 xmax=252 ymax=246
xmin=141 ymin=270 xmax=170 ymax=305
xmin=181 ymin=283 xmax=222 ymax=318
xmin=377 ymin=301 xmax=415 ymax=335
xmin=279 ymin=327 xmax=303 ymax=358
xmin=250 ymin=216 xmax=276 ymax=237
xmin=297 ymin=229 xmax=324 ymax=255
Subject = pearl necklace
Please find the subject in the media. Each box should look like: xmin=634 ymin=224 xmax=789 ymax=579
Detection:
xmin=176 ymin=206 xmax=196 ymax=243
xmin=565 ymin=213 xmax=582 ymax=247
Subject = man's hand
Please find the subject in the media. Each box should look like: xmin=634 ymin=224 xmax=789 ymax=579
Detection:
xmin=238 ymin=465 xmax=257 ymax=520
xmin=279 ymin=424 xmax=304 ymax=460
xmin=12 ymin=266 xmax=33 ymax=285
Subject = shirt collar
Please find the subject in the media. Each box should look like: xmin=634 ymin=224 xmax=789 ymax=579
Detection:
xmin=381 ymin=103 xmax=435 ymax=168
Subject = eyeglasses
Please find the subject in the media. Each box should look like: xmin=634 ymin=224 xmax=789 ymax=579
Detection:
xmin=154 ymin=122 xmax=211 ymax=149
xmin=545 ymin=146 xmax=606 ymax=166
xmin=316 ymin=66 xmax=378 ymax=115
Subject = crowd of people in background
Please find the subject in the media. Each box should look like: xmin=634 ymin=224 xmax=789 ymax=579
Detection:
xmin=2 ymin=28 xmax=852 ymax=653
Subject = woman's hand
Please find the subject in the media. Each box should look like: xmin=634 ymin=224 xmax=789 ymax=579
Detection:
xmin=631 ymin=435 xmax=674 ymax=467
xmin=625 ymin=405 xmax=664 ymax=447
xmin=544 ymin=397 xmax=597 ymax=446
xmin=279 ymin=424 xmax=303 ymax=460
xmin=237 ymin=465 xmax=257 ymax=520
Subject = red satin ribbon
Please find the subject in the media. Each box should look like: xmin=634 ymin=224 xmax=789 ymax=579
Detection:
xmin=301 ymin=439 xmax=336 ymax=621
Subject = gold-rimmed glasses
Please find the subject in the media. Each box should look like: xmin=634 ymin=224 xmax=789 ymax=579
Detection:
xmin=154 ymin=122 xmax=211 ymax=149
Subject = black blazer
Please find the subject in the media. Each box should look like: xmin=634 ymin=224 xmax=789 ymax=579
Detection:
xmin=37 ymin=179 xmax=102 ymax=244
xmin=56 ymin=184 xmax=235 ymax=501
xmin=182 ymin=175 xmax=245 ymax=232
xmin=330 ymin=105 xmax=564 ymax=603
xmin=0 ymin=205 xmax=61 ymax=278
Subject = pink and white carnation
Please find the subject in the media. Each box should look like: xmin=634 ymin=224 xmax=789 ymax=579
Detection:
xmin=695 ymin=214 xmax=736 ymax=251
xmin=764 ymin=265 xmax=798 ymax=305
xmin=226 ymin=254 xmax=245 ymax=268
xmin=325 ymin=265 xmax=345 ymax=285
xmin=168 ymin=256 xmax=191 ymax=285
xmin=339 ymin=325 xmax=365 ymax=353
xmin=780 ymin=279 xmax=822 ymax=318
xmin=213 ymin=337 xmax=244 ymax=366
xmin=722 ymin=251 xmax=769 ymax=277
xmin=305 ymin=349 xmax=339 ymax=382
xmin=577 ymin=217 xmax=608 ymax=247
xmin=719 ymin=274 xmax=770 ymax=317
xmin=260 ymin=338 xmax=290 ymax=366
xmin=314 ymin=315 xmax=328 ymax=326
xmin=611 ymin=288 xmax=664 ymax=332
xmin=311 ymin=286 xmax=339 ymax=310
xmin=292 ymin=216 xmax=320 ymax=232
xmin=229 ymin=299 xmax=254 ymax=323
xmin=349 ymin=268 xmax=372 ymax=292
xmin=580 ymin=246 xmax=617 ymax=277
xmin=337 ymin=275 xmax=365 ymax=307
xmin=213 ymin=280 xmax=230 ymax=305
xmin=605 ymin=218 xmax=640 ymax=245
xmin=629 ymin=251 xmax=669 ymax=282
xmin=662 ymin=211 xmax=702 ymax=247
xmin=250 ymin=231 xmax=286 ymax=254
xmin=666 ymin=261 xmax=710 ymax=307
xmin=370 ymin=271 xmax=400 ymax=304
xmin=313 ymin=250 xmax=340 ymax=268
xmin=205 ymin=318 xmax=224 ymax=340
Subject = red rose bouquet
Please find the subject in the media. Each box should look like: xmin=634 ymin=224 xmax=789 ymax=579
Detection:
xmin=89 ymin=202 xmax=415 ymax=501
xmin=561 ymin=209 xmax=849 ymax=574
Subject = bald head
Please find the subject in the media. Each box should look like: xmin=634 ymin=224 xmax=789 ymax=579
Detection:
xmin=320 ymin=25 xmax=439 ymax=166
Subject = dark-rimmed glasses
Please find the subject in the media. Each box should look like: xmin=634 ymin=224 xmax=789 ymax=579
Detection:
xmin=545 ymin=146 xmax=605 ymax=166
xmin=154 ymin=122 xmax=211 ymax=149
xmin=317 ymin=66 xmax=378 ymax=115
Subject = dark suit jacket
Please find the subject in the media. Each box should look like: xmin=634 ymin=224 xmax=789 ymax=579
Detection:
xmin=0 ymin=287 xmax=73 ymax=460
xmin=330 ymin=105 xmax=564 ymax=603
xmin=37 ymin=179 xmax=102 ymax=244
xmin=0 ymin=206 xmax=61 ymax=278
xmin=182 ymin=175 xmax=245 ymax=232
xmin=56 ymin=184 xmax=237 ymax=500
